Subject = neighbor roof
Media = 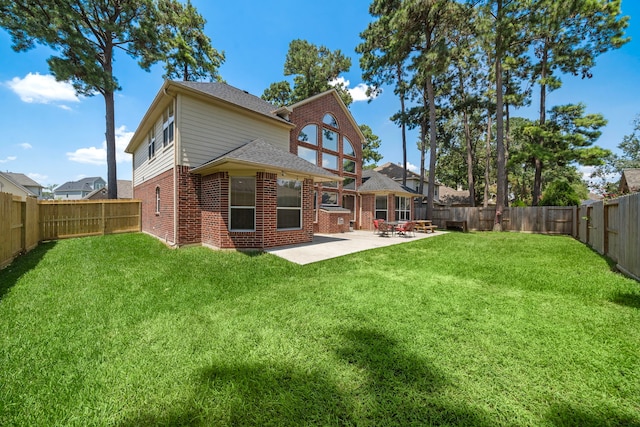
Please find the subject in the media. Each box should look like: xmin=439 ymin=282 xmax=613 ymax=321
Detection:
xmin=191 ymin=138 xmax=340 ymax=182
xmin=375 ymin=162 xmax=422 ymax=181
xmin=55 ymin=177 xmax=103 ymax=192
xmin=620 ymin=168 xmax=640 ymax=193
xmin=84 ymin=180 xmax=133 ymax=199
xmin=358 ymin=169 xmax=418 ymax=196
xmin=3 ymin=172 xmax=43 ymax=188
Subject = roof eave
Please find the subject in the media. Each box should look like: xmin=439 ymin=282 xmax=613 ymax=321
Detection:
xmin=191 ymin=158 xmax=340 ymax=183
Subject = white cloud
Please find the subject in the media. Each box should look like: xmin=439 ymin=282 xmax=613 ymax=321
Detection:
xmin=7 ymin=72 xmax=79 ymax=105
xmin=0 ymin=156 xmax=17 ymax=163
xmin=329 ymin=77 xmax=378 ymax=102
xmin=19 ymin=143 xmax=32 ymax=150
xmin=27 ymin=173 xmax=48 ymax=184
xmin=67 ymin=126 xmax=134 ymax=165
xmin=406 ymin=162 xmax=419 ymax=173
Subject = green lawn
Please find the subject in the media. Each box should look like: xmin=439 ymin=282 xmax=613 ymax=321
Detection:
xmin=1 ymin=232 xmax=639 ymax=426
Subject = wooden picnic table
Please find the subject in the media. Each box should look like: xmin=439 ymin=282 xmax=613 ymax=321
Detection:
xmin=414 ymin=220 xmax=437 ymax=233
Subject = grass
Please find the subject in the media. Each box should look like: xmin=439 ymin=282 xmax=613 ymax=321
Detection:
xmin=1 ymin=232 xmax=639 ymax=426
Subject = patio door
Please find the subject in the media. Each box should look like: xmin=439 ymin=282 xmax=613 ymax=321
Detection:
xmin=342 ymin=194 xmax=356 ymax=221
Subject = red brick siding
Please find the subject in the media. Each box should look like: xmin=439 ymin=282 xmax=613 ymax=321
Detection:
xmin=361 ymin=194 xmax=375 ymax=231
xmin=134 ymin=168 xmax=175 ymax=243
xmin=289 ymin=92 xmax=364 ymax=228
xmin=317 ymin=210 xmax=351 ymax=234
xmin=176 ymin=165 xmax=202 ymax=245
xmin=201 ymin=172 xmax=227 ymax=248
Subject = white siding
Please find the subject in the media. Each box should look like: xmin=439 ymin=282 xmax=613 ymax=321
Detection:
xmin=178 ymin=95 xmax=290 ymax=167
xmin=132 ymin=117 xmax=175 ymax=186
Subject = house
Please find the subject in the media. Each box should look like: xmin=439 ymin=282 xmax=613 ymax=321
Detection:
xmin=0 ymin=172 xmax=43 ymax=200
xmin=374 ymin=162 xmax=440 ymax=200
xmin=619 ymin=168 xmax=640 ymax=194
xmin=359 ymin=170 xmax=419 ymax=223
xmin=438 ymin=185 xmax=472 ymax=207
xmin=125 ymin=80 xmax=414 ymax=249
xmin=54 ymin=177 xmax=106 ymax=199
xmin=84 ymin=180 xmax=133 ymax=199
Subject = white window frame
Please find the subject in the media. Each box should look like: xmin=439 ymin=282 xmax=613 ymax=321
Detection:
xmin=163 ymin=104 xmax=174 ymax=147
xmin=277 ymin=179 xmax=302 ymax=230
xmin=375 ymin=195 xmax=388 ymax=220
xmin=229 ymin=176 xmax=256 ymax=232
xmin=147 ymin=128 xmax=156 ymax=159
xmin=155 ymin=187 xmax=160 ymax=214
xmin=395 ymin=196 xmax=411 ymax=221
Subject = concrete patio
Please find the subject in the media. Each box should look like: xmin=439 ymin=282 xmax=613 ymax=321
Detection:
xmin=265 ymin=229 xmax=446 ymax=265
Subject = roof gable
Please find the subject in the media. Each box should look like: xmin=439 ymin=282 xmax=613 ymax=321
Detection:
xmin=621 ymin=168 xmax=640 ymax=192
xmin=288 ymin=89 xmax=365 ymax=141
xmin=359 ymin=169 xmax=418 ymax=196
xmin=4 ymin=172 xmax=43 ymax=188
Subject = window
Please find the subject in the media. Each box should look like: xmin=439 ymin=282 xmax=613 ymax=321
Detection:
xmin=298 ymin=124 xmax=317 ymax=145
xmin=147 ymin=128 xmax=156 ymax=159
xmin=277 ymin=179 xmax=302 ymax=229
xmin=297 ymin=146 xmax=317 ymax=165
xmin=343 ymin=159 xmax=356 ymax=173
xmin=155 ymin=187 xmax=160 ymax=214
xmin=230 ymin=177 xmax=255 ymax=231
xmin=163 ymin=104 xmax=174 ymax=147
xmin=343 ymin=136 xmax=355 ymax=156
xmin=395 ymin=196 xmax=411 ymax=221
xmin=322 ymin=128 xmax=338 ymax=151
xmin=322 ymin=153 xmax=338 ymax=170
xmin=322 ymin=191 xmax=338 ymax=205
xmin=343 ymin=177 xmax=356 ymax=190
xmin=375 ymin=195 xmax=387 ymax=220
xmin=323 ymin=113 xmax=338 ymax=128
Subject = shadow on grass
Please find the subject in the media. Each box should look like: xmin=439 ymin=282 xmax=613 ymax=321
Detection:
xmin=334 ymin=327 xmax=491 ymax=426
xmin=610 ymin=291 xmax=640 ymax=309
xmin=546 ymin=402 xmax=640 ymax=427
xmin=0 ymin=241 xmax=55 ymax=301
xmin=118 ymin=328 xmax=490 ymax=426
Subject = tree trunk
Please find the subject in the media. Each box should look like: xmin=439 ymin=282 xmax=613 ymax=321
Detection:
xmin=494 ymin=0 xmax=505 ymax=231
xmin=398 ymin=64 xmax=408 ymax=187
xmin=426 ymin=76 xmax=437 ymax=220
xmin=459 ymin=71 xmax=476 ymax=206
xmin=104 ymin=43 xmax=117 ymax=200
xmin=484 ymin=111 xmax=492 ymax=208
xmin=533 ymin=40 xmax=548 ymax=205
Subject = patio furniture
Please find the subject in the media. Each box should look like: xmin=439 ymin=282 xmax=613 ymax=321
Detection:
xmin=378 ymin=221 xmax=395 ymax=237
xmin=445 ymin=220 xmax=467 ymax=232
xmin=415 ymin=220 xmax=437 ymax=233
xmin=373 ymin=219 xmax=384 ymax=234
xmin=395 ymin=221 xmax=415 ymax=237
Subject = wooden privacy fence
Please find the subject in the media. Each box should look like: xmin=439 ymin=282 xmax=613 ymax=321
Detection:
xmin=0 ymin=194 xmax=141 ymax=268
xmin=578 ymin=193 xmax=640 ymax=281
xmin=418 ymin=205 xmax=578 ymax=236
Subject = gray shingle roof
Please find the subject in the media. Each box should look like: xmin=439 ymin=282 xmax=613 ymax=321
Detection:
xmin=171 ymin=81 xmax=289 ymax=124
xmin=55 ymin=177 xmax=103 ymax=192
xmin=621 ymin=168 xmax=640 ymax=192
xmin=192 ymin=139 xmax=340 ymax=182
xmin=4 ymin=172 xmax=43 ymax=188
xmin=374 ymin=162 xmax=422 ymax=181
xmin=359 ymin=169 xmax=418 ymax=195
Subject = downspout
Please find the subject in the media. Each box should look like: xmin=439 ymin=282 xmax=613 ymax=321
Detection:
xmin=170 ymin=92 xmax=179 ymax=247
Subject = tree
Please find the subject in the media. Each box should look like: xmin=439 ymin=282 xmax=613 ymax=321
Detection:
xmin=1 ymin=1 xmax=160 ymax=199
xmin=539 ymin=180 xmax=581 ymax=206
xmin=357 ymin=0 xmax=410 ymax=185
xmin=360 ymin=124 xmax=383 ymax=167
xmin=153 ymin=0 xmax=225 ymax=82
xmin=262 ymin=39 xmax=352 ymax=106
xmin=528 ymin=0 xmax=629 ymax=205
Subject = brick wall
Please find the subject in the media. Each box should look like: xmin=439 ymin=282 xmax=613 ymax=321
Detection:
xmin=318 ymin=210 xmax=351 ymax=234
xmin=134 ymin=168 xmax=175 ymax=243
xmin=176 ymin=166 xmax=202 ymax=245
xmin=360 ymin=194 xmax=375 ymax=231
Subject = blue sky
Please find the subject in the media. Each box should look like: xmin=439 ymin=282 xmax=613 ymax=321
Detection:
xmin=1 ymin=0 xmax=639 ymax=188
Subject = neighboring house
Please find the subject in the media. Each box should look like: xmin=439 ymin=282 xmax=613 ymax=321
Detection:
xmin=359 ymin=170 xmax=418 ymax=223
xmin=54 ymin=177 xmax=106 ymax=199
xmin=619 ymin=168 xmax=640 ymax=194
xmin=125 ymin=80 xmax=415 ymax=250
xmin=0 ymin=172 xmax=43 ymax=200
xmin=438 ymin=185 xmax=472 ymax=207
xmin=84 ymin=180 xmax=133 ymax=199
xmin=374 ymin=162 xmax=440 ymax=200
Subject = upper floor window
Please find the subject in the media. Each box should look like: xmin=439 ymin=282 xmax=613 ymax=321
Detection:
xmin=230 ymin=177 xmax=255 ymax=231
xmin=343 ymin=136 xmax=355 ymax=157
xmin=322 ymin=129 xmax=338 ymax=152
xmin=343 ymin=159 xmax=356 ymax=174
xmin=298 ymin=146 xmax=317 ymax=165
xmin=323 ymin=113 xmax=338 ymax=128
xmin=322 ymin=152 xmax=338 ymax=170
xmin=298 ymin=124 xmax=317 ymax=145
xmin=163 ymin=104 xmax=174 ymax=147
xmin=147 ymin=128 xmax=156 ymax=159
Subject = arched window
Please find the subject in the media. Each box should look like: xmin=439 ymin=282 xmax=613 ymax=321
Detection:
xmin=343 ymin=136 xmax=355 ymax=157
xmin=155 ymin=187 xmax=160 ymax=214
xmin=298 ymin=124 xmax=318 ymax=145
xmin=323 ymin=113 xmax=338 ymax=128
